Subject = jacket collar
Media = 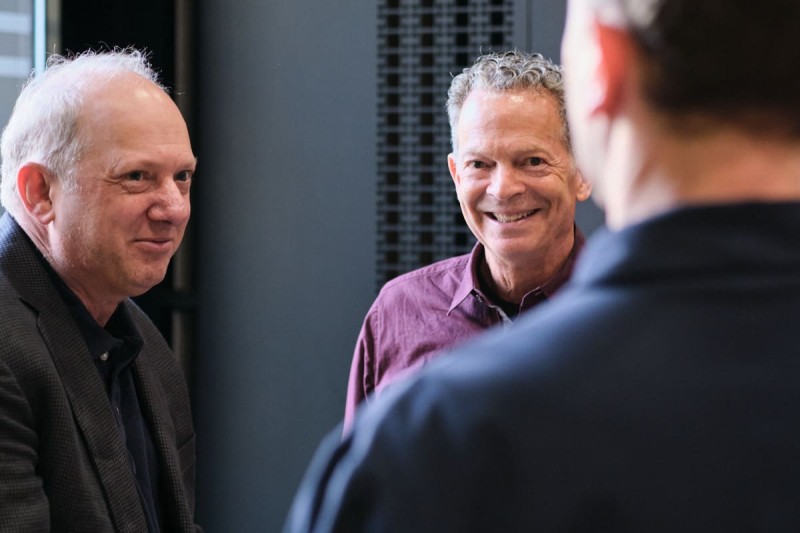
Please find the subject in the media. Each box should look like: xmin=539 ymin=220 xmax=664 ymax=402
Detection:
xmin=0 ymin=212 xmax=150 ymax=530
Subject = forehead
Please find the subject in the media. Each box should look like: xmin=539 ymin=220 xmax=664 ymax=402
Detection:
xmin=456 ymin=88 xmax=567 ymax=151
xmin=76 ymin=74 xmax=192 ymax=157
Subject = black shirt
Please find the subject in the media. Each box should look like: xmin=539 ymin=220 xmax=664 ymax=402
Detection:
xmin=37 ymin=252 xmax=163 ymax=532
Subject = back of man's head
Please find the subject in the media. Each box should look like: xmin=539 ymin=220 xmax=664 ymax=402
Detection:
xmin=0 ymin=48 xmax=163 ymax=216
xmin=604 ymin=0 xmax=800 ymax=137
xmin=446 ymin=51 xmax=569 ymax=151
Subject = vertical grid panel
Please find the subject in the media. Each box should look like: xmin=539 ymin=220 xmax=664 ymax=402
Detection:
xmin=376 ymin=0 xmax=513 ymax=288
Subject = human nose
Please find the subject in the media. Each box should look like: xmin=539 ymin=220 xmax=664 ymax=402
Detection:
xmin=149 ymin=178 xmax=190 ymax=224
xmin=485 ymin=165 xmax=524 ymax=200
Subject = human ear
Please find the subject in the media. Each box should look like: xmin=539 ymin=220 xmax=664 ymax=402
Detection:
xmin=17 ymin=163 xmax=55 ymax=224
xmin=448 ymin=153 xmax=460 ymax=187
xmin=590 ymin=21 xmax=634 ymax=117
xmin=574 ymin=169 xmax=593 ymax=202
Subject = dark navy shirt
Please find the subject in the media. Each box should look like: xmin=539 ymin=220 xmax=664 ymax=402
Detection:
xmin=35 ymin=249 xmax=163 ymax=532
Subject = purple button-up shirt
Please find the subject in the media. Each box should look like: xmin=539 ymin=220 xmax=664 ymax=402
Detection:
xmin=344 ymin=228 xmax=585 ymax=429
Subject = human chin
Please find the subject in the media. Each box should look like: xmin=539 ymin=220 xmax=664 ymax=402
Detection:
xmin=484 ymin=239 xmax=539 ymax=267
xmin=129 ymin=266 xmax=169 ymax=295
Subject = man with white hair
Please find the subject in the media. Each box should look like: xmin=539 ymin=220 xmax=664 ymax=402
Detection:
xmin=0 ymin=49 xmax=200 ymax=531
xmin=284 ymin=0 xmax=800 ymax=530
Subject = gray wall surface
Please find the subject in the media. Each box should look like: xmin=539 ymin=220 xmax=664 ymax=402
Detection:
xmin=192 ymin=1 xmax=603 ymax=531
xmin=192 ymin=1 xmax=378 ymax=530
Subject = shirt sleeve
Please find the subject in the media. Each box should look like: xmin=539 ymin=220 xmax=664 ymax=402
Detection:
xmin=342 ymin=306 xmax=380 ymax=433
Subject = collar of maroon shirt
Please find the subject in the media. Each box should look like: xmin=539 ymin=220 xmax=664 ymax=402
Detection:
xmin=447 ymin=225 xmax=586 ymax=315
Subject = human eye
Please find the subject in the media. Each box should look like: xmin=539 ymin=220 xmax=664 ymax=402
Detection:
xmin=526 ymin=157 xmax=544 ymax=167
xmin=125 ymin=171 xmax=146 ymax=181
xmin=175 ymin=170 xmax=193 ymax=182
xmin=467 ymin=160 xmax=489 ymax=170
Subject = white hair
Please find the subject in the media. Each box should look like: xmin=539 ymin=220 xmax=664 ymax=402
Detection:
xmin=0 ymin=48 xmax=164 ymax=215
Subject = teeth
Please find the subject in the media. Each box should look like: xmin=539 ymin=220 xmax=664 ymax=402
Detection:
xmin=493 ymin=210 xmax=536 ymax=223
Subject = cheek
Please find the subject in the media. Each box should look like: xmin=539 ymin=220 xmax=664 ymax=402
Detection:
xmin=455 ymin=180 xmax=483 ymax=206
xmin=540 ymin=174 xmax=580 ymax=200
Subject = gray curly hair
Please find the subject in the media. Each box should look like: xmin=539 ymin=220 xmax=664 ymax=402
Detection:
xmin=446 ymin=50 xmax=569 ymax=152
xmin=0 ymin=48 xmax=164 ymax=215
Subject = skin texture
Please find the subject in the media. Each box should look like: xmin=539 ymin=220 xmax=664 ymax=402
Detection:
xmin=448 ymin=88 xmax=591 ymax=303
xmin=19 ymin=73 xmax=196 ymax=325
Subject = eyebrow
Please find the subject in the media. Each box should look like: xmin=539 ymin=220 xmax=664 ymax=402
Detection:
xmin=107 ymin=155 xmax=198 ymax=174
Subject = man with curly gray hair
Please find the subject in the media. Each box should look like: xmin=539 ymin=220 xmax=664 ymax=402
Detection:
xmin=344 ymin=50 xmax=591 ymax=430
xmin=0 ymin=49 xmax=200 ymax=531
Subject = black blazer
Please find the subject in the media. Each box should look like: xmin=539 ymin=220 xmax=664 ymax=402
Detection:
xmin=0 ymin=213 xmax=199 ymax=532
xmin=286 ymin=202 xmax=800 ymax=532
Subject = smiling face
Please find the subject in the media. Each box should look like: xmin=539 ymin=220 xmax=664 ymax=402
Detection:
xmin=47 ymin=74 xmax=196 ymax=315
xmin=448 ymin=88 xmax=591 ymax=277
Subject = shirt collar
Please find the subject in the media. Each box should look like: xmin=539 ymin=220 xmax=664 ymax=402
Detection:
xmin=31 ymin=241 xmax=142 ymax=361
xmin=448 ymin=225 xmax=586 ymax=314
xmin=448 ymin=242 xmax=485 ymax=314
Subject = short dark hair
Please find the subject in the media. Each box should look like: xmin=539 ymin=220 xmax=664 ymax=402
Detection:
xmin=612 ymin=0 xmax=800 ymax=137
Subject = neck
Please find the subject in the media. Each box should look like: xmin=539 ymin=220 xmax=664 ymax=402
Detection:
xmin=72 ymin=292 xmax=119 ymax=326
xmin=601 ymin=115 xmax=800 ymax=230
xmin=56 ymin=272 xmax=122 ymax=326
xmin=15 ymin=212 xmax=121 ymax=326
xmin=481 ymin=232 xmax=574 ymax=304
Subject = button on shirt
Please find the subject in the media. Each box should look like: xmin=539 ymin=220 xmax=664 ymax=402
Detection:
xmin=42 ymin=262 xmax=163 ymax=532
xmin=344 ymin=227 xmax=585 ymax=428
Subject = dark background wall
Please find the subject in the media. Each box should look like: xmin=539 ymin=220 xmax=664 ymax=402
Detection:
xmin=191 ymin=2 xmax=379 ymax=530
xmin=56 ymin=0 xmax=603 ymax=530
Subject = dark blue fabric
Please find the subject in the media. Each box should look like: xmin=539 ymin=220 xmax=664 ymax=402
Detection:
xmin=103 ymin=308 xmax=163 ymax=533
xmin=286 ymin=201 xmax=800 ymax=532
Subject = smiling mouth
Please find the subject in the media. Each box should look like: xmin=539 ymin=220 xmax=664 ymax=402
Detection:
xmin=490 ymin=209 xmax=539 ymax=223
xmin=136 ymin=238 xmax=174 ymax=250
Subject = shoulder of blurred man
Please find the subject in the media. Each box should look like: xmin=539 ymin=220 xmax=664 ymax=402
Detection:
xmin=289 ymin=202 xmax=800 ymax=531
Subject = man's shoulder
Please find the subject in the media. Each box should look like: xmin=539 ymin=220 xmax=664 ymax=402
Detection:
xmin=0 ymin=269 xmax=39 ymax=336
xmin=0 ymin=268 xmax=17 ymax=300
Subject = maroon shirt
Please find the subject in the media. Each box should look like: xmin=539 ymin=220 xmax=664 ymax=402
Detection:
xmin=344 ymin=228 xmax=585 ymax=429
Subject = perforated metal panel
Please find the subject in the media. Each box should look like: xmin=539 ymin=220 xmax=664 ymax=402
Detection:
xmin=376 ymin=0 xmax=514 ymax=288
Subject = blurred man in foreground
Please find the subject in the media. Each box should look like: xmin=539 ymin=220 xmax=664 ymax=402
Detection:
xmin=286 ymin=0 xmax=800 ymax=529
